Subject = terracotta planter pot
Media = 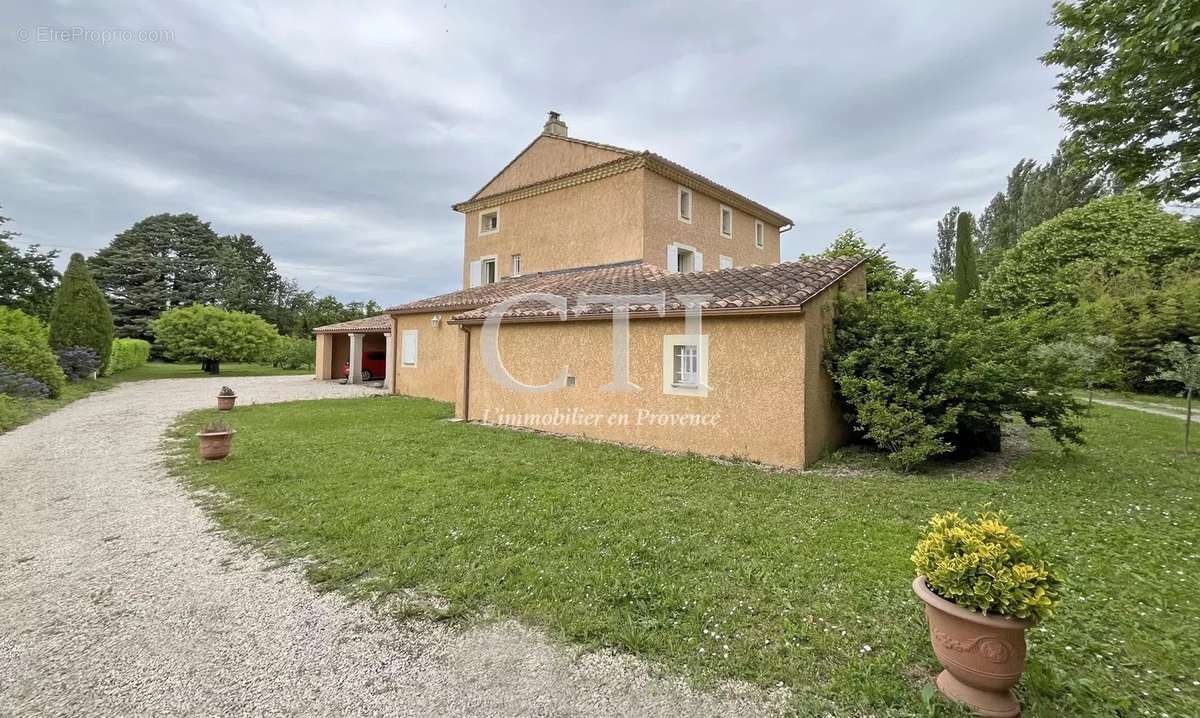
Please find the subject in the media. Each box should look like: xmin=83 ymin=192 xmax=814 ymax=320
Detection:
xmin=913 ymin=577 xmax=1033 ymax=718
xmin=197 ymin=430 xmax=234 ymax=460
xmin=216 ymin=394 xmax=237 ymax=411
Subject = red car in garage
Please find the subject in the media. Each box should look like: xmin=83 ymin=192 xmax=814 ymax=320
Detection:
xmin=343 ymin=350 xmax=387 ymax=381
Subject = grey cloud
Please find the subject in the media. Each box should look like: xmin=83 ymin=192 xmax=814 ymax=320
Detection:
xmin=3 ymin=0 xmax=1064 ymax=300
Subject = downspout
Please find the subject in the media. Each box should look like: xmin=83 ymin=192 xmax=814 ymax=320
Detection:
xmin=458 ymin=324 xmax=471 ymax=421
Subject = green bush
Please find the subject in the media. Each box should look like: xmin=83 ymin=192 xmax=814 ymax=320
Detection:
xmin=48 ymin=253 xmax=114 ymax=373
xmin=827 ymin=288 xmax=1083 ymax=470
xmin=1072 ymin=267 xmax=1200 ymax=391
xmin=0 ymin=306 xmax=66 ymax=397
xmin=273 ymin=336 xmax=316 ymax=370
xmin=913 ymin=511 xmax=1062 ymax=622
xmin=151 ymin=304 xmax=281 ymax=374
xmin=982 ymin=193 xmax=1200 ymax=315
xmin=107 ymin=338 xmax=151 ymax=373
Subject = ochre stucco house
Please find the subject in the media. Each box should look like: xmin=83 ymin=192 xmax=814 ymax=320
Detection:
xmin=315 ymin=113 xmax=865 ymax=468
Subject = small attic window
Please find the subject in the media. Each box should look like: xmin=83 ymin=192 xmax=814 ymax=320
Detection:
xmin=479 ymin=210 xmax=499 ymax=235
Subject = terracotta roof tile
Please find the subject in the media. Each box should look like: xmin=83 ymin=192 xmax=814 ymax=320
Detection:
xmin=313 ymin=314 xmax=392 ymax=334
xmin=449 ymin=256 xmax=865 ymax=323
xmin=386 ymin=261 xmax=661 ymax=314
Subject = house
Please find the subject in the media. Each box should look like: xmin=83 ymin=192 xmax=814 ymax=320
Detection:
xmin=315 ymin=113 xmax=865 ymax=468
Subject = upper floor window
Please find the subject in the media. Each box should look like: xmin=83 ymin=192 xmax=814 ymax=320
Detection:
xmin=667 ymin=243 xmax=702 ymax=273
xmin=677 ymin=186 xmax=692 ymax=224
xmin=479 ymin=210 xmax=499 ymax=236
xmin=480 ymin=256 xmax=497 ymax=284
xmin=511 ymin=254 xmax=522 ymax=275
xmin=755 ymin=220 xmax=765 ymax=249
xmin=720 ymin=205 xmax=733 ymax=238
xmin=719 ymin=255 xmax=733 ymax=270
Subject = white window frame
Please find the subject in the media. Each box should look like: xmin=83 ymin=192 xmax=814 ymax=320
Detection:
xmin=667 ymin=242 xmax=702 ymax=273
xmin=677 ymin=185 xmax=693 ymax=224
xmin=479 ymin=209 xmax=500 ymax=236
xmin=511 ymin=254 xmax=522 ymax=275
xmin=400 ymin=329 xmax=418 ymax=368
xmin=719 ymin=255 xmax=733 ymax=270
xmin=719 ymin=205 xmax=733 ymax=239
xmin=662 ymin=334 xmax=709 ymax=397
xmin=479 ymin=255 xmax=498 ymax=285
xmin=754 ymin=220 xmax=765 ymax=249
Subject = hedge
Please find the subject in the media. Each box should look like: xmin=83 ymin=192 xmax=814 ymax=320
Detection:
xmin=107 ymin=338 xmax=152 ymax=374
xmin=0 ymin=307 xmax=66 ymax=398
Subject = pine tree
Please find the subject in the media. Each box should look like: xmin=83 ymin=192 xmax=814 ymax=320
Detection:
xmin=48 ymin=253 xmax=115 ymax=373
xmin=954 ymin=211 xmax=979 ymax=304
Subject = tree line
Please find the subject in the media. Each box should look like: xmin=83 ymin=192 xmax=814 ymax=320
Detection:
xmin=0 ymin=210 xmax=380 ymax=339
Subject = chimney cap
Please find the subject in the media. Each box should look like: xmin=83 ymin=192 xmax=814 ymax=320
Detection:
xmin=543 ymin=110 xmax=568 ymax=137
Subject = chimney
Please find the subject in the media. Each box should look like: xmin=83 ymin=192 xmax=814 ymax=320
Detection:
xmin=543 ymin=110 xmax=568 ymax=138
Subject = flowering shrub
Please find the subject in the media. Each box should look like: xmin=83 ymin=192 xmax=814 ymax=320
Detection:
xmin=218 ymin=386 xmax=236 ymax=397
xmin=912 ymin=511 xmax=1062 ymax=622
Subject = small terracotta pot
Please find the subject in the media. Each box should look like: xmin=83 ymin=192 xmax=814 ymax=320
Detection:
xmin=914 ymin=577 xmax=1032 ymax=718
xmin=197 ymin=430 xmax=235 ymax=460
xmin=216 ymin=394 xmax=237 ymax=411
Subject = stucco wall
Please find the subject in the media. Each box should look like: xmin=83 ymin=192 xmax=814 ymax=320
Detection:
xmin=799 ymin=265 xmax=866 ymax=465
xmin=461 ymin=169 xmax=645 ymax=286
xmin=390 ymin=311 xmax=462 ymax=403
xmin=315 ymin=334 xmax=334 ymax=380
xmin=641 ymin=170 xmax=782 ymax=271
xmin=477 ymin=135 xmax=626 ymax=198
xmin=460 ymin=313 xmax=826 ymax=468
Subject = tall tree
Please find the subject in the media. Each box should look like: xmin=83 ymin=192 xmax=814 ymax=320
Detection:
xmin=954 ymin=211 xmax=979 ymax=304
xmin=0 ymin=206 xmax=59 ymax=321
xmin=90 ymin=214 xmax=222 ymax=339
xmin=48 ymin=253 xmax=115 ymax=372
xmin=931 ymin=207 xmax=960 ymax=282
xmin=1043 ymin=0 xmax=1200 ymax=202
xmin=216 ymin=233 xmax=283 ymax=316
xmin=976 ymin=148 xmax=1107 ymax=276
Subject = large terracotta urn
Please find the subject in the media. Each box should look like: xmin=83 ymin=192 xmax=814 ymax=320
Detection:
xmin=197 ymin=429 xmax=235 ymax=460
xmin=913 ymin=576 xmax=1033 ymax=718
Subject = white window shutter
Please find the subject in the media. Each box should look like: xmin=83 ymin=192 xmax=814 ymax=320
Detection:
xmin=469 ymin=260 xmax=481 ymax=288
xmin=667 ymin=244 xmax=679 ymax=273
xmin=694 ymin=251 xmax=703 ymax=271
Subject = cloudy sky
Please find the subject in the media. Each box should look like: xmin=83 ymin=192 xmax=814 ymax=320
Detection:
xmin=4 ymin=1 xmax=1065 ymax=306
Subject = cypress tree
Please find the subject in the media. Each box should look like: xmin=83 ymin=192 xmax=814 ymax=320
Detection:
xmin=49 ymin=253 xmax=114 ymax=373
xmin=954 ymin=210 xmax=980 ymax=304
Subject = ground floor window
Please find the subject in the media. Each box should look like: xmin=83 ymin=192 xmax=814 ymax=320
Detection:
xmin=662 ymin=334 xmax=709 ymax=396
xmin=401 ymin=329 xmax=418 ymax=367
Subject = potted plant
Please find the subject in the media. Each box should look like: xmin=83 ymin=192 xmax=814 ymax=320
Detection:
xmin=911 ymin=511 xmax=1061 ymax=717
xmin=197 ymin=421 xmax=235 ymax=460
xmin=216 ymin=385 xmax=237 ymax=411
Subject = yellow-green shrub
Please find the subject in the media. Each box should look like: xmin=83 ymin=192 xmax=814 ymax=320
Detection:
xmin=912 ymin=511 xmax=1062 ymax=622
xmin=107 ymin=338 xmax=151 ymax=374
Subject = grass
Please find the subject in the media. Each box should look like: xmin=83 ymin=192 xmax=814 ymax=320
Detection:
xmin=0 ymin=361 xmax=310 ymax=433
xmin=169 ymin=398 xmax=1199 ymax=716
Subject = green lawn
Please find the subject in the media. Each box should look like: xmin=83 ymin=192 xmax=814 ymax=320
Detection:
xmin=169 ymin=398 xmax=1199 ymax=716
xmin=1 ymin=362 xmax=310 ymax=432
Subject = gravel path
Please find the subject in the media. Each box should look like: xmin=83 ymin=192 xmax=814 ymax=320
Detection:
xmin=0 ymin=376 xmax=781 ymax=717
xmin=1091 ymin=397 xmax=1195 ymax=422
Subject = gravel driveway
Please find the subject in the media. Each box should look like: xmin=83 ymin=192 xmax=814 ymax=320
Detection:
xmin=0 ymin=376 xmax=780 ymax=717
